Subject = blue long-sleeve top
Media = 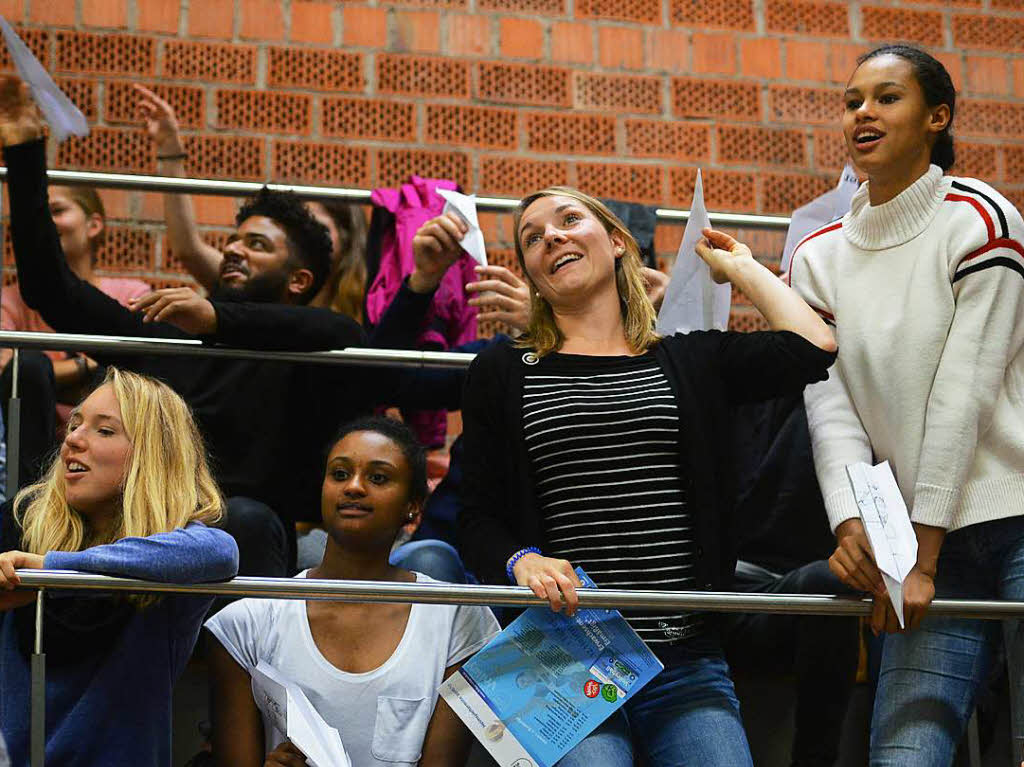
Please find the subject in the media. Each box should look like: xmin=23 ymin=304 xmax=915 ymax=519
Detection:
xmin=0 ymin=507 xmax=238 ymax=767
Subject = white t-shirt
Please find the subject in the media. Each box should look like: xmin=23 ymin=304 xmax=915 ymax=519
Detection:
xmin=205 ymin=572 xmax=500 ymax=766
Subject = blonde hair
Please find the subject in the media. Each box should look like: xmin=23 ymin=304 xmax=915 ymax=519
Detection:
xmin=14 ymin=368 xmax=223 ymax=572
xmin=512 ymin=187 xmax=660 ymax=357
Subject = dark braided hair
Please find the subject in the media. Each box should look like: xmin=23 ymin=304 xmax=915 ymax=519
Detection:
xmin=857 ymin=44 xmax=956 ymax=171
xmin=324 ymin=416 xmax=428 ymax=507
xmin=236 ymin=187 xmax=333 ymax=304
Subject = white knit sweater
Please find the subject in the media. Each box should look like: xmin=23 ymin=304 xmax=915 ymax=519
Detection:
xmin=789 ymin=165 xmax=1024 ymax=533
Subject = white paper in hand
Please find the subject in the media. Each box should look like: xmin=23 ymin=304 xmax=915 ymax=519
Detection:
xmin=0 ymin=16 xmax=88 ymax=142
xmin=846 ymin=461 xmax=918 ymax=628
xmin=437 ymin=188 xmax=487 ymax=267
xmin=656 ymin=169 xmax=731 ymax=335
xmin=251 ymin=661 xmax=351 ymax=767
xmin=780 ymin=165 xmax=858 ymax=273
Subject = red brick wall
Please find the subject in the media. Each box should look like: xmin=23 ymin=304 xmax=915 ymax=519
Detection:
xmin=4 ymin=0 xmax=1024 ymax=332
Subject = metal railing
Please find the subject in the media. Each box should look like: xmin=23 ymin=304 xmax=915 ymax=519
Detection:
xmin=0 ymin=330 xmax=476 ymax=368
xmin=0 ymin=166 xmax=795 ymax=231
xmin=13 ymin=570 xmax=1024 ymax=619
xmin=12 ymin=572 xmax=1024 ymax=767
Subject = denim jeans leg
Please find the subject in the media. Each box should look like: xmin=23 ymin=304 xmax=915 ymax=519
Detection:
xmin=555 ymin=710 xmax=633 ymax=767
xmin=997 ymin=520 xmax=1024 ymax=759
xmin=869 ymin=524 xmax=1003 ymax=767
xmin=627 ymin=652 xmax=753 ymax=767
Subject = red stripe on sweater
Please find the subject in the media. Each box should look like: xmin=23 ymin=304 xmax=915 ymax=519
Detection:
xmin=946 ymin=193 xmax=995 ymax=242
xmin=786 ymin=221 xmax=843 ymax=287
xmin=956 ymin=237 xmax=1024 ymax=269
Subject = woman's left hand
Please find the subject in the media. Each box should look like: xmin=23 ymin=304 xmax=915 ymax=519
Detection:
xmin=695 ymin=228 xmax=754 ymax=284
xmin=869 ymin=566 xmax=935 ymax=634
xmin=0 ymin=550 xmax=44 ymax=590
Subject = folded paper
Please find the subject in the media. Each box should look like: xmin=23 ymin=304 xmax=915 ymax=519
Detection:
xmin=438 ymin=188 xmax=487 ymax=268
xmin=251 ymin=661 xmax=351 ymax=767
xmin=846 ymin=461 xmax=918 ymax=629
xmin=0 ymin=16 xmax=88 ymax=142
xmin=656 ymin=169 xmax=731 ymax=335
xmin=780 ymin=165 xmax=859 ymax=274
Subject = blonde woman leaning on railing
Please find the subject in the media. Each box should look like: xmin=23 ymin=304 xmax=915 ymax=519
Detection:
xmin=0 ymin=368 xmax=238 ymax=767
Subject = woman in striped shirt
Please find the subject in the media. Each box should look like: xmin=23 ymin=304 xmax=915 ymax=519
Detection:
xmin=452 ymin=187 xmax=836 ymax=766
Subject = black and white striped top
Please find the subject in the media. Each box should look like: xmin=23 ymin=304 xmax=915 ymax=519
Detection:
xmin=523 ymin=351 xmax=702 ymax=649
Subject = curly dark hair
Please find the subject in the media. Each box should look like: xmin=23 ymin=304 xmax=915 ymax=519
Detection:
xmin=236 ymin=187 xmax=333 ymax=304
xmin=324 ymin=416 xmax=428 ymax=508
xmin=857 ymin=45 xmax=956 ymax=171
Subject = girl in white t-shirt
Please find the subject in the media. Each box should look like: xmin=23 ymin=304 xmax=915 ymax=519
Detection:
xmin=206 ymin=417 xmax=499 ymax=767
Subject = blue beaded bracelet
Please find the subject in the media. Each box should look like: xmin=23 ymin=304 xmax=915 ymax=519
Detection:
xmin=506 ymin=546 xmax=542 ymax=583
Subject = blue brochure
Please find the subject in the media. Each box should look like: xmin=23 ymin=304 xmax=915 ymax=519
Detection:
xmin=439 ymin=569 xmax=663 ymax=767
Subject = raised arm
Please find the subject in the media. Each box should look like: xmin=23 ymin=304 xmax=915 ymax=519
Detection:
xmin=0 ymin=78 xmax=181 ymax=341
xmin=135 ymin=84 xmax=223 ymax=291
xmin=697 ymin=228 xmax=836 ymax=352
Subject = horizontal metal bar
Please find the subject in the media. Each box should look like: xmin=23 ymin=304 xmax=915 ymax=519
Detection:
xmin=14 ymin=570 xmax=1024 ymax=619
xmin=0 ymin=167 xmax=793 ymax=231
xmin=0 ymin=330 xmax=475 ymax=368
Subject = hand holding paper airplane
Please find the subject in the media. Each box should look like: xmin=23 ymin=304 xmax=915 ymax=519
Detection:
xmin=655 ymin=170 xmax=732 ymax=335
xmin=437 ymin=188 xmax=488 ymax=267
xmin=846 ymin=461 xmax=918 ymax=629
xmin=0 ymin=16 xmax=88 ymax=142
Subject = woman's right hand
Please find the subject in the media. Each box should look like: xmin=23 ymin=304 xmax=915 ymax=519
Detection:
xmin=829 ymin=518 xmax=886 ymax=597
xmin=512 ymin=553 xmax=582 ymax=616
xmin=264 ymin=741 xmax=308 ymax=767
xmin=409 ymin=212 xmax=468 ymax=294
xmin=133 ymin=84 xmax=184 ymax=156
xmin=0 ymin=75 xmax=44 ymax=146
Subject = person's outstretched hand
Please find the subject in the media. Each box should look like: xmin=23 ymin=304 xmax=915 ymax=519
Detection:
xmin=466 ymin=265 xmax=530 ymax=333
xmin=134 ymin=84 xmax=184 ymax=157
xmin=0 ymin=75 xmax=44 ymax=147
xmin=129 ymin=287 xmax=217 ymax=335
xmin=410 ymin=212 xmax=467 ymax=294
xmin=0 ymin=550 xmax=44 ymax=611
xmin=694 ymin=228 xmax=755 ymax=284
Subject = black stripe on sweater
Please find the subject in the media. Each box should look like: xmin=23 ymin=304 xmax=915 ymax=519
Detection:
xmin=952 ymin=180 xmax=1009 ymax=240
xmin=953 ymin=256 xmax=1024 ymax=284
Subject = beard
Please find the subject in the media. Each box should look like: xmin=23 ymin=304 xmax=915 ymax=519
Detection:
xmin=209 ymin=268 xmax=291 ymax=304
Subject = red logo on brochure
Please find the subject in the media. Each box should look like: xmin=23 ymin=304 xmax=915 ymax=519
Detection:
xmin=583 ymin=679 xmax=601 ymax=698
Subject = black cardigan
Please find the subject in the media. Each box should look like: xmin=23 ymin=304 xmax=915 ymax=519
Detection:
xmin=456 ymin=331 xmax=837 ymax=588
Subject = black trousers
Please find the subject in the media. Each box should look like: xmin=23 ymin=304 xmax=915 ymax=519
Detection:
xmin=1 ymin=350 xmax=58 ymax=491
xmin=723 ymin=560 xmax=860 ymax=767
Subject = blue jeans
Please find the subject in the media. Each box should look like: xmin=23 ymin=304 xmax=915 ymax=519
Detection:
xmin=871 ymin=515 xmax=1024 ymax=766
xmin=556 ymin=647 xmax=752 ymax=767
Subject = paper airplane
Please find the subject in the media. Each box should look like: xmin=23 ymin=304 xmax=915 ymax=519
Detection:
xmin=846 ymin=461 xmax=918 ymax=629
xmin=251 ymin=661 xmax=351 ymax=767
xmin=438 ymin=188 xmax=487 ymax=267
xmin=780 ymin=165 xmax=859 ymax=274
xmin=656 ymin=169 xmax=731 ymax=334
xmin=0 ymin=16 xmax=88 ymax=142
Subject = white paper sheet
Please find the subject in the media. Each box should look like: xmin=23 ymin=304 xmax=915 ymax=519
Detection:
xmin=438 ymin=188 xmax=487 ymax=267
xmin=780 ymin=165 xmax=859 ymax=274
xmin=846 ymin=461 xmax=918 ymax=629
xmin=0 ymin=16 xmax=88 ymax=142
xmin=251 ymin=661 xmax=351 ymax=767
xmin=656 ymin=169 xmax=731 ymax=335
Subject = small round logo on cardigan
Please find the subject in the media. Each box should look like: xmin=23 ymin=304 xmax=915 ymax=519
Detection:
xmin=522 ymin=352 xmax=539 ymax=365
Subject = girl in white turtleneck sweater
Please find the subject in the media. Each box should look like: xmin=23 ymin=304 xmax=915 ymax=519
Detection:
xmin=790 ymin=44 xmax=1024 ymax=766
